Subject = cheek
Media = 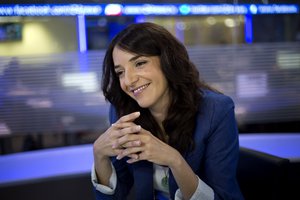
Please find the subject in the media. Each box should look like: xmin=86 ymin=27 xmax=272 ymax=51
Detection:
xmin=119 ymin=80 xmax=127 ymax=92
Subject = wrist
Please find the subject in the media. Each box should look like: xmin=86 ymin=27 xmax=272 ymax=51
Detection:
xmin=95 ymin=154 xmax=110 ymax=163
xmin=168 ymin=150 xmax=184 ymax=169
xmin=93 ymin=149 xmax=110 ymax=164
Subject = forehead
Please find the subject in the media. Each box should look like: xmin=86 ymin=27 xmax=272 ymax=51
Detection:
xmin=112 ymin=47 xmax=136 ymax=63
xmin=112 ymin=46 xmax=161 ymax=69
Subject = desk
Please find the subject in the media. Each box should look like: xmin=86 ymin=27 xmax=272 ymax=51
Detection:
xmin=1 ymin=133 xmax=300 ymax=186
xmin=239 ymin=133 xmax=300 ymax=162
xmin=0 ymin=144 xmax=95 ymax=200
xmin=0 ymin=134 xmax=300 ymax=200
xmin=0 ymin=144 xmax=93 ymax=186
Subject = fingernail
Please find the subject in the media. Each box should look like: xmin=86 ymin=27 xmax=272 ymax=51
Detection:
xmin=127 ymin=159 xmax=133 ymax=164
xmin=135 ymin=125 xmax=141 ymax=131
xmin=116 ymin=155 xmax=121 ymax=160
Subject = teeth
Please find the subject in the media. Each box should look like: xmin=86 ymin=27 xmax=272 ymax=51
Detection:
xmin=133 ymin=84 xmax=149 ymax=94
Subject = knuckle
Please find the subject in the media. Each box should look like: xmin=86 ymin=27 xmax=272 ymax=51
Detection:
xmin=127 ymin=141 xmax=133 ymax=147
xmin=131 ymin=126 xmax=137 ymax=132
xmin=145 ymin=151 xmax=150 ymax=157
xmin=113 ymin=129 xmax=121 ymax=137
xmin=124 ymin=134 xmax=130 ymax=140
xmin=144 ymin=136 xmax=151 ymax=142
xmin=119 ymin=116 xmax=127 ymax=123
xmin=119 ymin=128 xmax=126 ymax=135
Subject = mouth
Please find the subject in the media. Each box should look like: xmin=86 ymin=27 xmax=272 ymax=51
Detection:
xmin=131 ymin=83 xmax=150 ymax=96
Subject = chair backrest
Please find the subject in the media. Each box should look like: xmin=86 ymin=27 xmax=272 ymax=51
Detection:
xmin=237 ymin=147 xmax=290 ymax=200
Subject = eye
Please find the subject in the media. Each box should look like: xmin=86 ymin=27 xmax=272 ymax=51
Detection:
xmin=136 ymin=60 xmax=147 ymax=67
xmin=115 ymin=70 xmax=124 ymax=77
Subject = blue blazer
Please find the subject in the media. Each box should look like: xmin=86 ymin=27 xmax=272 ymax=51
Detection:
xmin=95 ymin=90 xmax=244 ymax=200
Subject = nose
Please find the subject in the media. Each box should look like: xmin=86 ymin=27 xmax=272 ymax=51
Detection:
xmin=124 ymin=68 xmax=138 ymax=86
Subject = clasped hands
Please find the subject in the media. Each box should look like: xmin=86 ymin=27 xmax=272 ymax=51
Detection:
xmin=110 ymin=111 xmax=143 ymax=163
xmin=94 ymin=111 xmax=176 ymax=166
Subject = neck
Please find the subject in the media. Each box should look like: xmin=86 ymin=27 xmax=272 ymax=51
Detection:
xmin=151 ymin=111 xmax=164 ymax=125
xmin=150 ymin=106 xmax=167 ymax=125
xmin=150 ymin=107 xmax=170 ymax=143
xmin=149 ymin=91 xmax=170 ymax=124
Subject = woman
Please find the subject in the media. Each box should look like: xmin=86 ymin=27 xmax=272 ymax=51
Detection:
xmin=92 ymin=22 xmax=244 ymax=200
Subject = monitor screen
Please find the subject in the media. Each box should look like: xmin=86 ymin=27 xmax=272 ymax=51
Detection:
xmin=0 ymin=23 xmax=22 ymax=41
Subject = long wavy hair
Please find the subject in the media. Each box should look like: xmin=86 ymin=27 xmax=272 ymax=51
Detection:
xmin=102 ymin=22 xmax=210 ymax=154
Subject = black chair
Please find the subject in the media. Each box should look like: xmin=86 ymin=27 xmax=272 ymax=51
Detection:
xmin=237 ymin=147 xmax=290 ymax=200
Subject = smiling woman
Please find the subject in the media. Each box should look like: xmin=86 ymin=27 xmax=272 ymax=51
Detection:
xmin=92 ymin=22 xmax=244 ymax=200
xmin=113 ymin=49 xmax=169 ymax=112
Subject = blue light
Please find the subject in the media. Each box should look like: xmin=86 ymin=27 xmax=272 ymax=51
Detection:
xmin=104 ymin=4 xmax=122 ymax=16
xmin=256 ymin=4 xmax=298 ymax=14
xmin=0 ymin=4 xmax=103 ymax=16
xmin=249 ymin=4 xmax=258 ymax=14
xmin=77 ymin=15 xmax=87 ymax=53
xmin=0 ymin=4 xmax=298 ymax=16
xmin=135 ymin=16 xmax=146 ymax=23
xmin=179 ymin=4 xmax=191 ymax=15
xmin=188 ymin=4 xmax=248 ymax=15
xmin=245 ymin=14 xmax=253 ymax=44
xmin=122 ymin=4 xmax=178 ymax=15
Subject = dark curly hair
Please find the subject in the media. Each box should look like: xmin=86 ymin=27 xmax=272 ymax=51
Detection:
xmin=102 ymin=22 xmax=211 ymax=154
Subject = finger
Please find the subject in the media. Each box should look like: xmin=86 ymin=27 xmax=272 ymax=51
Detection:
xmin=113 ymin=132 xmax=141 ymax=148
xmin=114 ymin=140 xmax=141 ymax=152
xmin=111 ymin=126 xmax=141 ymax=149
xmin=126 ymin=156 xmax=140 ymax=164
xmin=126 ymin=153 xmax=142 ymax=164
xmin=112 ymin=149 xmax=123 ymax=155
xmin=118 ymin=153 xmax=140 ymax=162
xmin=110 ymin=112 xmax=140 ymax=133
xmin=121 ymin=140 xmax=142 ymax=148
xmin=117 ymin=125 xmax=141 ymax=137
xmin=116 ymin=147 xmax=143 ymax=160
xmin=112 ymin=122 xmax=137 ymax=129
xmin=117 ymin=112 xmax=140 ymax=123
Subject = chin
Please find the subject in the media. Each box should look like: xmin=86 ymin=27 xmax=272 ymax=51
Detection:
xmin=136 ymin=101 xmax=151 ymax=108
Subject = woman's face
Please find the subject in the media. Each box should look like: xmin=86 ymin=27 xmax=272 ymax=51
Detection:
xmin=112 ymin=46 xmax=170 ymax=113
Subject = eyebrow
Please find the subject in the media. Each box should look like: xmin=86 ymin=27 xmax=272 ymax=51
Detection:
xmin=114 ymin=55 xmax=143 ymax=70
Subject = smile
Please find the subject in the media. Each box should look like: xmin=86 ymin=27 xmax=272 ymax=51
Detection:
xmin=131 ymin=83 xmax=150 ymax=96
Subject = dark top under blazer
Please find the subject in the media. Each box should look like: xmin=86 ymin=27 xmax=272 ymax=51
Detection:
xmin=94 ymin=90 xmax=244 ymax=200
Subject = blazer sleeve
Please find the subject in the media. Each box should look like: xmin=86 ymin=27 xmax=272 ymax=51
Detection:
xmin=202 ymin=96 xmax=244 ymax=200
xmin=94 ymin=105 xmax=134 ymax=200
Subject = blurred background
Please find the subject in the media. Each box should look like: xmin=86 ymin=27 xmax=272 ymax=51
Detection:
xmin=1 ymin=0 xmax=299 ymax=154
xmin=0 ymin=1 xmax=299 ymax=200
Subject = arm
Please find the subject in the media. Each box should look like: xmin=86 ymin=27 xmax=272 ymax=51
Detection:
xmin=92 ymin=107 xmax=139 ymax=199
xmin=92 ymin=158 xmax=134 ymax=200
xmin=93 ymin=106 xmax=118 ymax=186
xmin=114 ymin=127 xmax=201 ymax=199
xmin=174 ymin=176 xmax=214 ymax=200
xmin=203 ymin=97 xmax=243 ymax=200
xmin=91 ymin=162 xmax=117 ymax=194
xmin=168 ymin=148 xmax=199 ymax=199
xmin=93 ymin=148 xmax=113 ymax=188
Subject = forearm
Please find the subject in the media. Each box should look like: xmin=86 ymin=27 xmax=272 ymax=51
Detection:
xmin=169 ymin=151 xmax=198 ymax=200
xmin=94 ymin=154 xmax=112 ymax=187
